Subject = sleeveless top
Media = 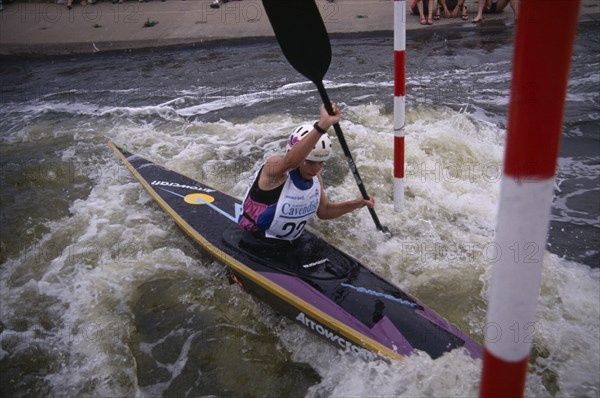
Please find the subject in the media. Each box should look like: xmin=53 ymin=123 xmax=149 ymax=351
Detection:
xmin=239 ymin=165 xmax=321 ymax=241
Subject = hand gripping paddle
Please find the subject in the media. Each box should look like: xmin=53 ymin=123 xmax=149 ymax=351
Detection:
xmin=262 ymin=0 xmax=388 ymax=233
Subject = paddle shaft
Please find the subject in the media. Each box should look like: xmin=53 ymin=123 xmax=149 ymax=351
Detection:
xmin=316 ymin=82 xmax=387 ymax=232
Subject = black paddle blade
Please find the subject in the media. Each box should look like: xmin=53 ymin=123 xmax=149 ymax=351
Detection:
xmin=262 ymin=0 xmax=332 ymax=83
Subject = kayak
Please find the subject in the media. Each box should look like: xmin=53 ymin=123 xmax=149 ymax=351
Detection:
xmin=109 ymin=141 xmax=483 ymax=361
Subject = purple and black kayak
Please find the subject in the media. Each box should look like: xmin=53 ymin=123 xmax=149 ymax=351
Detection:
xmin=109 ymin=141 xmax=482 ymax=361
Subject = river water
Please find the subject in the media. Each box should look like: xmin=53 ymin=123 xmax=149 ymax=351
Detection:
xmin=1 ymin=21 xmax=598 ymax=397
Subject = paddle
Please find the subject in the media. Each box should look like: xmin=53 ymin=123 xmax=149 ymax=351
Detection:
xmin=262 ymin=0 xmax=388 ymax=233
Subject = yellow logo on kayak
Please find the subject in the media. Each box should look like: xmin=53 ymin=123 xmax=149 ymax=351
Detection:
xmin=184 ymin=193 xmax=215 ymax=205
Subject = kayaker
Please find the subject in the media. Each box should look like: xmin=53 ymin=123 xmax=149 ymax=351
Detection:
xmin=238 ymin=103 xmax=375 ymax=243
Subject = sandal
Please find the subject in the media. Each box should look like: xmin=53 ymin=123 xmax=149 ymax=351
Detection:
xmin=472 ymin=17 xmax=484 ymax=24
xmin=420 ymin=17 xmax=427 ymax=25
xmin=461 ymin=6 xmax=469 ymax=20
xmin=427 ymin=17 xmax=433 ymax=25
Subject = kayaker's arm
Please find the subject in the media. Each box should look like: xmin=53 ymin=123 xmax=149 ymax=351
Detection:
xmin=316 ymin=175 xmax=375 ymax=220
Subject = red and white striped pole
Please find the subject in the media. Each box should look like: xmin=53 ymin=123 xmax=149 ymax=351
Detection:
xmin=393 ymin=0 xmax=406 ymax=211
xmin=480 ymin=1 xmax=580 ymax=397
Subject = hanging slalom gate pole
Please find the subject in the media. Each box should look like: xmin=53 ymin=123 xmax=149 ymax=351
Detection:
xmin=480 ymin=2 xmax=581 ymax=397
xmin=393 ymin=0 xmax=406 ymax=212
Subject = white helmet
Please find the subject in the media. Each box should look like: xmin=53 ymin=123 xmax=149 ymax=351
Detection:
xmin=286 ymin=123 xmax=332 ymax=161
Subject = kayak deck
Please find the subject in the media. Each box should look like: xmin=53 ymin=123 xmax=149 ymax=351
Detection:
xmin=109 ymin=141 xmax=483 ymax=361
